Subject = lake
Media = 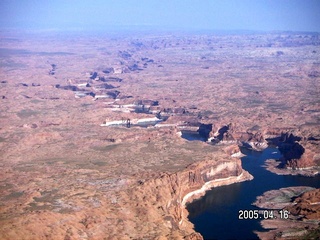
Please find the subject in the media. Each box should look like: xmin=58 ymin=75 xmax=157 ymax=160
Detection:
xmin=187 ymin=147 xmax=320 ymax=240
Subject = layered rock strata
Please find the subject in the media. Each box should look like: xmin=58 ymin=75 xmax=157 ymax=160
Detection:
xmin=122 ymin=157 xmax=253 ymax=239
xmin=0 ymin=154 xmax=252 ymax=240
xmin=204 ymin=124 xmax=320 ymax=176
xmin=264 ymin=131 xmax=320 ymax=176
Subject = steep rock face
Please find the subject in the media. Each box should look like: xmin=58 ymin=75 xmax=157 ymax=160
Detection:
xmin=267 ymin=132 xmax=304 ymax=160
xmin=207 ymin=123 xmax=266 ymax=147
xmin=224 ymin=144 xmax=242 ymax=156
xmin=203 ymin=123 xmax=320 ymax=173
xmin=0 ymin=156 xmax=252 ymax=240
xmin=201 ymin=124 xmax=320 ymax=175
xmin=123 ymin=157 xmax=252 ymax=239
xmin=266 ymin=132 xmax=320 ymax=170
xmin=285 ymin=139 xmax=320 ymax=170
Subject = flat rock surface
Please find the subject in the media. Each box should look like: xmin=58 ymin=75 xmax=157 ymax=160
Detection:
xmin=253 ymin=186 xmax=315 ymax=209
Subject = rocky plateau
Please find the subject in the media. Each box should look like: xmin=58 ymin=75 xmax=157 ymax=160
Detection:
xmin=0 ymin=30 xmax=319 ymax=239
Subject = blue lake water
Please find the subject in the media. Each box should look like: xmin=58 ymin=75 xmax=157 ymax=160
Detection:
xmin=181 ymin=130 xmax=206 ymax=141
xmin=187 ymin=147 xmax=320 ymax=240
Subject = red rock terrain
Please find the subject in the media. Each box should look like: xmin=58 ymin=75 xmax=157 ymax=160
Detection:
xmin=286 ymin=188 xmax=320 ymax=220
xmin=0 ymin=31 xmax=319 ymax=239
xmin=253 ymin=187 xmax=320 ymax=239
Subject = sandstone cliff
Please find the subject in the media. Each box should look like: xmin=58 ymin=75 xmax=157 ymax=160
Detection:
xmin=0 ymin=143 xmax=252 ymax=240
xmin=115 ymin=157 xmax=253 ymax=239
xmin=264 ymin=131 xmax=320 ymax=175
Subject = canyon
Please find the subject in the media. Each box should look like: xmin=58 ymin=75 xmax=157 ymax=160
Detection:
xmin=0 ymin=30 xmax=319 ymax=239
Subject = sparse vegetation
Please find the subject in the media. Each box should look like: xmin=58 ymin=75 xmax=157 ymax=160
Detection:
xmin=16 ymin=109 xmax=40 ymax=118
xmin=300 ymin=226 xmax=320 ymax=240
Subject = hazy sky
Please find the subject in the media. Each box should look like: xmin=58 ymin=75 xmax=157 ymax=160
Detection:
xmin=1 ymin=0 xmax=319 ymax=32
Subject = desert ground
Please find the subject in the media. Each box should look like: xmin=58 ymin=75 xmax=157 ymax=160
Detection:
xmin=0 ymin=30 xmax=319 ymax=239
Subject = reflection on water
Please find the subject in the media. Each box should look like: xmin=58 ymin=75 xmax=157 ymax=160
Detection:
xmin=188 ymin=183 xmax=242 ymax=218
xmin=187 ymin=147 xmax=320 ymax=240
xmin=181 ymin=130 xmax=206 ymax=141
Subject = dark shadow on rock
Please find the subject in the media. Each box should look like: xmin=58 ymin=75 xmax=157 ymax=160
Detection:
xmin=197 ymin=124 xmax=212 ymax=140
